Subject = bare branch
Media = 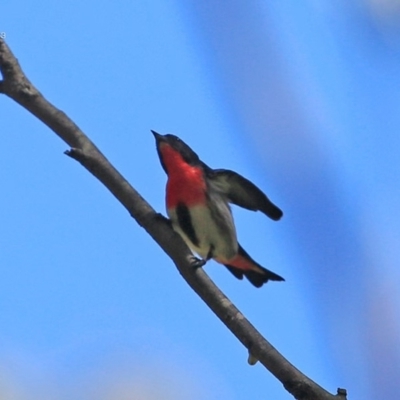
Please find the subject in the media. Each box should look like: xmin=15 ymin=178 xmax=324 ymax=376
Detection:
xmin=0 ymin=38 xmax=347 ymax=400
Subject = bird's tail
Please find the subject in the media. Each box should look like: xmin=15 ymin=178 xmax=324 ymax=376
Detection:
xmin=222 ymin=245 xmax=284 ymax=288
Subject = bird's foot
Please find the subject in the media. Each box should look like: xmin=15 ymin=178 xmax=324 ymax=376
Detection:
xmin=190 ymin=256 xmax=206 ymax=269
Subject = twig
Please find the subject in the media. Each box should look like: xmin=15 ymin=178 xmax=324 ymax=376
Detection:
xmin=0 ymin=38 xmax=347 ymax=400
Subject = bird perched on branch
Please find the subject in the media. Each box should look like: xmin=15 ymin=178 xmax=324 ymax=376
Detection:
xmin=153 ymin=131 xmax=284 ymax=288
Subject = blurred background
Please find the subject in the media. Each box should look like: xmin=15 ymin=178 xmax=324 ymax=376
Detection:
xmin=1 ymin=1 xmax=400 ymax=399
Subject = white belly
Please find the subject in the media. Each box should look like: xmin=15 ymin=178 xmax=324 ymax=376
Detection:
xmin=168 ymin=203 xmax=238 ymax=261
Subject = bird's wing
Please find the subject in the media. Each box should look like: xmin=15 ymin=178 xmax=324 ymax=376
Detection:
xmin=207 ymin=168 xmax=283 ymax=221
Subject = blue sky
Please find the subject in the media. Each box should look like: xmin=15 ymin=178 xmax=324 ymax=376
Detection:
xmin=1 ymin=1 xmax=400 ymax=399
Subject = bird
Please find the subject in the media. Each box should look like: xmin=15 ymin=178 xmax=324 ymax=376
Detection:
xmin=152 ymin=130 xmax=284 ymax=288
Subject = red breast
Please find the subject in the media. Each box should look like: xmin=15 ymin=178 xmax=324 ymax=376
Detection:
xmin=160 ymin=144 xmax=207 ymax=209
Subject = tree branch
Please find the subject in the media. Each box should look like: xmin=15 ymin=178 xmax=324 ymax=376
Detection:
xmin=0 ymin=38 xmax=347 ymax=400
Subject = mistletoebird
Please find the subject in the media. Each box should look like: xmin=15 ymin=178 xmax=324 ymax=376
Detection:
xmin=153 ymin=131 xmax=284 ymax=288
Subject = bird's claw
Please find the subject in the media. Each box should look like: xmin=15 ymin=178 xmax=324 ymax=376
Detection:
xmin=190 ymin=257 xmax=206 ymax=269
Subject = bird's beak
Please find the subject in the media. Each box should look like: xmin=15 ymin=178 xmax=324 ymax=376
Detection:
xmin=151 ymin=130 xmax=163 ymax=141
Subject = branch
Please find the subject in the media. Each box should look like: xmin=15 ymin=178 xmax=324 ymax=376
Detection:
xmin=0 ymin=38 xmax=347 ymax=400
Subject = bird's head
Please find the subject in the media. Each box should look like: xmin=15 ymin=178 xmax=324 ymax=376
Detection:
xmin=152 ymin=130 xmax=201 ymax=174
